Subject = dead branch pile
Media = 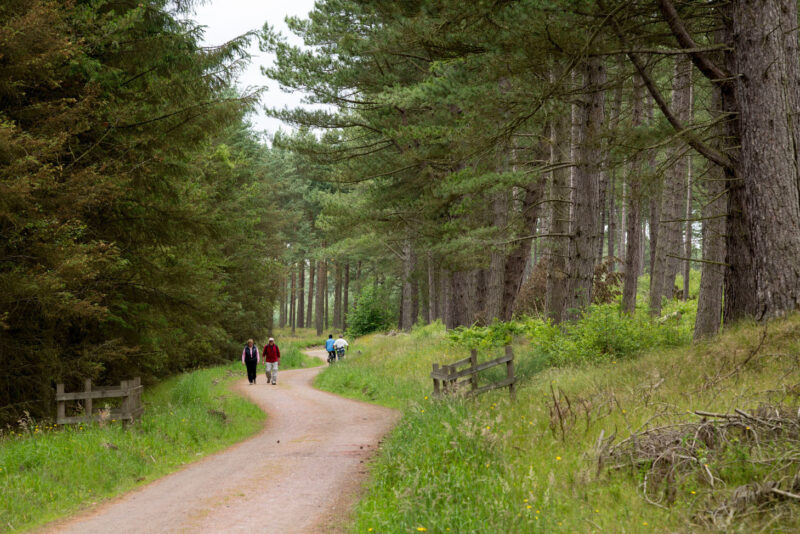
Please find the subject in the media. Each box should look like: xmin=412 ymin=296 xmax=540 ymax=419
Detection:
xmin=600 ymin=403 xmax=800 ymax=529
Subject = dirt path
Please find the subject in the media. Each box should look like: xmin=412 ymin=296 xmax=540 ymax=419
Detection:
xmin=42 ymin=349 xmax=398 ymax=534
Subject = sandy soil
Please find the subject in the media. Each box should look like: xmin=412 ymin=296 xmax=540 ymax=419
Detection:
xmin=40 ymin=349 xmax=398 ymax=534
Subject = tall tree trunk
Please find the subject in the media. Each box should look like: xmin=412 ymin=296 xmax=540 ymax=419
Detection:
xmin=427 ymin=253 xmax=435 ymax=323
xmin=485 ymin=191 xmax=509 ymax=322
xmin=545 ymin=111 xmax=571 ymax=324
xmin=650 ymin=56 xmax=691 ymax=316
xmin=729 ymin=0 xmax=800 ymax=319
xmin=442 ymin=269 xmax=454 ymax=329
xmin=451 ymin=271 xmax=471 ymax=327
xmin=290 ymin=264 xmax=296 ymax=334
xmin=694 ymin=150 xmax=727 ymax=338
xmin=622 ymin=75 xmax=645 ymax=314
xmin=646 ymin=94 xmax=660 ymax=278
xmin=306 ymin=259 xmax=315 ymax=328
xmin=324 ymin=265 xmax=329 ymax=330
xmin=278 ymin=271 xmax=287 ymax=328
xmin=315 ymin=259 xmax=325 ymax=335
xmin=297 ymin=260 xmax=305 ymax=330
xmin=618 ymin=180 xmax=627 ymax=273
xmin=501 ymin=177 xmax=545 ymax=320
xmin=401 ymin=240 xmax=416 ymax=330
xmin=683 ymin=154 xmax=693 ymax=301
xmin=608 ymin=171 xmax=617 ymax=267
xmin=474 ymin=269 xmax=488 ymax=324
xmin=343 ymin=263 xmax=349 ymax=332
xmin=649 ymin=192 xmax=661 ymax=277
xmin=566 ymin=58 xmax=605 ymax=317
xmin=606 ymin=55 xmax=624 ymax=271
xmin=266 ymin=298 xmax=274 ymax=334
xmin=333 ymin=262 xmax=342 ymax=330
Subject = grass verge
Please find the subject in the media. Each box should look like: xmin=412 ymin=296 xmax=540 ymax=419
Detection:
xmin=316 ymin=309 xmax=800 ymax=532
xmin=0 ymin=362 xmax=267 ymax=533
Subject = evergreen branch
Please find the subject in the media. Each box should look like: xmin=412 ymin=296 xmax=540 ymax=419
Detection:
xmin=655 ymin=0 xmax=731 ymax=83
xmin=602 ymin=1 xmax=733 ymax=171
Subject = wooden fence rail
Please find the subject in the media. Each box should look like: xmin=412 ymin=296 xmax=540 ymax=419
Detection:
xmin=56 ymin=377 xmax=143 ymax=424
xmin=431 ymin=346 xmax=516 ymax=399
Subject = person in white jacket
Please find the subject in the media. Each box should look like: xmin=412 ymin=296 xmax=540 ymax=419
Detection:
xmin=333 ymin=335 xmax=348 ymax=361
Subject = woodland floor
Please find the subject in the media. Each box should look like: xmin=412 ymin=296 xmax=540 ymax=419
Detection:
xmin=37 ymin=349 xmax=398 ymax=534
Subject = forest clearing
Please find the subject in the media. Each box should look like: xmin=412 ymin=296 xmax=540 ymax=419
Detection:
xmin=3 ymin=0 xmax=800 ymax=532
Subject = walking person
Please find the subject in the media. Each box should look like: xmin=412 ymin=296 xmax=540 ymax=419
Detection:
xmin=325 ymin=334 xmax=336 ymax=364
xmin=242 ymin=339 xmax=260 ymax=385
xmin=263 ymin=337 xmax=281 ymax=385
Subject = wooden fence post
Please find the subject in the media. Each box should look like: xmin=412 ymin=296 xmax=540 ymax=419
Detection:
xmin=133 ymin=376 xmax=141 ymax=421
xmin=120 ymin=379 xmax=129 ymax=418
xmin=505 ymin=345 xmax=516 ymax=400
xmin=84 ymin=378 xmax=92 ymax=417
xmin=470 ymin=349 xmax=478 ymax=392
xmin=56 ymin=384 xmax=65 ymax=423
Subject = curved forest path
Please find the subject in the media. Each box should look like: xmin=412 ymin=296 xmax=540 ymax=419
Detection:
xmin=41 ymin=348 xmax=398 ymax=534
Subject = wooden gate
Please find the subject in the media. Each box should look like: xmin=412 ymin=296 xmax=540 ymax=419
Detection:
xmin=56 ymin=378 xmax=143 ymax=424
xmin=431 ymin=346 xmax=516 ymax=399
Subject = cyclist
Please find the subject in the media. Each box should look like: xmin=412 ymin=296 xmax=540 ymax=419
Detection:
xmin=333 ymin=334 xmax=349 ymax=361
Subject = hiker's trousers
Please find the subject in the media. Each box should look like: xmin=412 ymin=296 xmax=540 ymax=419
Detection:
xmin=265 ymin=361 xmax=278 ymax=383
xmin=245 ymin=358 xmax=258 ymax=383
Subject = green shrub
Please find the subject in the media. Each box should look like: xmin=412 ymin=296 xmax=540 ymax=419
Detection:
xmin=347 ymin=285 xmax=397 ymax=337
xmin=448 ymin=303 xmax=693 ymax=366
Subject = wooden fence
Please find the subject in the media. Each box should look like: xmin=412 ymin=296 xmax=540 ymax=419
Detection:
xmin=56 ymin=378 xmax=143 ymax=424
xmin=431 ymin=346 xmax=516 ymax=399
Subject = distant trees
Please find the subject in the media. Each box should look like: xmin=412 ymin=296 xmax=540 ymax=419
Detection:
xmin=260 ymin=0 xmax=800 ymax=335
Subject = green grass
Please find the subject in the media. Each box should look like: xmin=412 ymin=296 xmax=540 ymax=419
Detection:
xmin=317 ymin=304 xmax=800 ymax=533
xmin=272 ymin=326 xmax=328 ymax=349
xmin=279 ymin=341 xmax=325 ymax=368
xmin=0 ymin=340 xmax=321 ymax=533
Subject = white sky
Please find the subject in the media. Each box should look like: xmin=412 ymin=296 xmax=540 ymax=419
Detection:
xmin=191 ymin=0 xmax=318 ymax=137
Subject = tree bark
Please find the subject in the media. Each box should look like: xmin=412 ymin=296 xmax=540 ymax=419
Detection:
xmin=566 ymin=57 xmax=605 ymax=317
xmin=485 ymin=191 xmax=509 ymax=322
xmin=622 ymin=75 xmax=645 ymax=314
xmin=278 ymin=270 xmax=287 ymax=328
xmin=683 ymin=153 xmax=693 ymax=301
xmin=315 ymin=259 xmax=325 ymax=335
xmin=427 ymin=253 xmax=435 ymax=323
xmin=401 ymin=239 xmax=416 ymax=330
xmin=650 ymin=55 xmax=691 ymax=316
xmin=694 ymin=154 xmax=727 ymax=338
xmin=442 ymin=269 xmax=454 ymax=329
xmin=501 ymin=178 xmax=545 ymax=320
xmin=306 ymin=259 xmax=315 ymax=328
xmin=545 ymin=110 xmax=571 ymax=324
xmin=297 ymin=260 xmax=305 ymax=330
xmin=333 ymin=262 xmax=342 ymax=330
xmin=608 ymin=170 xmax=617 ymax=268
xmin=607 ymin=55 xmax=624 ymax=271
xmin=451 ymin=271 xmax=471 ymax=327
xmin=343 ymin=263 xmax=349 ymax=332
xmin=618 ymin=180 xmax=627 ymax=273
xmin=324 ymin=264 xmax=329 ymax=330
xmin=729 ymin=0 xmax=800 ymax=320
xmin=290 ymin=264 xmax=296 ymax=334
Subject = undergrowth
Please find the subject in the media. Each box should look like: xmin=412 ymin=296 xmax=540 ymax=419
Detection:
xmin=317 ymin=302 xmax=800 ymax=532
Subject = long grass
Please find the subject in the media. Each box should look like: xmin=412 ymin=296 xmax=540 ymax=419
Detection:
xmin=0 ymin=338 xmax=322 ymax=533
xmin=317 ymin=303 xmax=800 ymax=532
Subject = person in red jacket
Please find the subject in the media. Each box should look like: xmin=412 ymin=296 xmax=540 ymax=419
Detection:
xmin=263 ymin=337 xmax=281 ymax=385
